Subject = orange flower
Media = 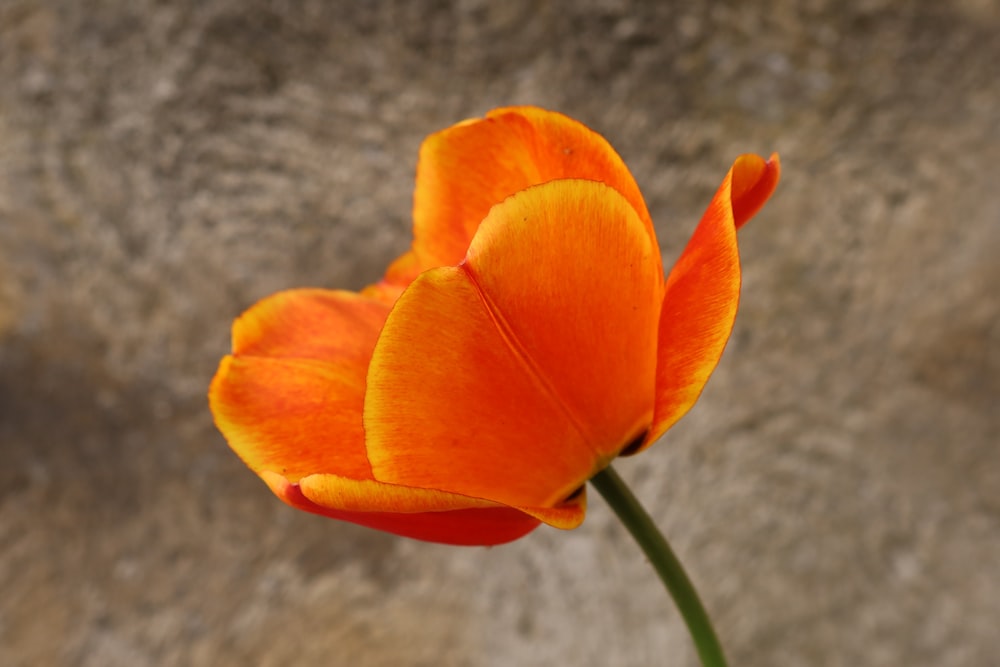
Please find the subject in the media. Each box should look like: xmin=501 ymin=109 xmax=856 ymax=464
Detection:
xmin=209 ymin=107 xmax=779 ymax=546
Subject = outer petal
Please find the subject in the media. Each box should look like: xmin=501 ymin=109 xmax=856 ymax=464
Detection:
xmin=210 ymin=288 xmax=581 ymax=544
xmin=371 ymin=106 xmax=659 ymax=295
xmin=364 ymin=180 xmax=663 ymax=509
xmin=210 ymin=289 xmax=390 ymax=481
xmin=640 ymin=154 xmax=781 ymax=449
xmin=261 ymin=471 xmax=585 ymax=546
xmin=210 ymin=355 xmax=373 ymax=480
xmin=731 ymin=153 xmax=782 ymax=230
xmin=231 ymin=288 xmax=389 ymax=360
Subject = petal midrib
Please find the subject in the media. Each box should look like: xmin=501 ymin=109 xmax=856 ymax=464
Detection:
xmin=458 ymin=262 xmax=601 ymax=462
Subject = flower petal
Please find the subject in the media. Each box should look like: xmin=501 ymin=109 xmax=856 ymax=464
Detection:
xmin=232 ymin=288 xmax=389 ymax=361
xmin=211 ymin=289 xmax=390 ymax=481
xmin=731 ymin=153 xmax=782 ymax=229
xmin=374 ymin=106 xmax=658 ymax=294
xmin=210 ymin=355 xmax=372 ymax=481
xmin=364 ymin=180 xmax=662 ymax=508
xmin=641 ymin=154 xmax=781 ymax=449
xmin=260 ymin=471 xmax=584 ymax=545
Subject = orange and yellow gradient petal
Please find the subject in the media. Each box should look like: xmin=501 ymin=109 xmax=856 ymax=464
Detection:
xmin=210 ymin=107 xmax=780 ymax=545
xmin=364 ymin=106 xmax=659 ymax=299
xmin=209 ymin=286 xmax=585 ymax=544
xmin=363 ymin=180 xmax=662 ymax=510
xmin=641 ymin=154 xmax=781 ymax=449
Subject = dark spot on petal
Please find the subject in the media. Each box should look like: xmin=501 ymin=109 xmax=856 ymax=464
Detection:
xmin=618 ymin=430 xmax=648 ymax=457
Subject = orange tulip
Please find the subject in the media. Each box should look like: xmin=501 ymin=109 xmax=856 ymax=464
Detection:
xmin=210 ymin=107 xmax=779 ymax=546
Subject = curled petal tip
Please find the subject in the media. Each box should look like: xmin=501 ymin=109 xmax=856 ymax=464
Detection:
xmin=519 ymin=488 xmax=587 ymax=531
xmin=642 ymin=152 xmax=780 ymax=449
xmin=732 ymin=153 xmax=781 ymax=229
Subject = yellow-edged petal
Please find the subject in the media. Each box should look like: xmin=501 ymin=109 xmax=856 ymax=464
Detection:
xmin=210 ymin=355 xmax=372 ymax=480
xmin=640 ymin=154 xmax=781 ymax=449
xmin=363 ymin=180 xmax=662 ymax=508
xmin=232 ymin=288 xmax=389 ymax=360
xmin=372 ymin=106 xmax=659 ymax=294
xmin=210 ymin=289 xmax=390 ymax=481
xmin=261 ymin=471 xmax=585 ymax=545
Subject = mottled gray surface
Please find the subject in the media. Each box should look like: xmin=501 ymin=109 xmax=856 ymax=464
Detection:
xmin=1 ymin=1 xmax=998 ymax=665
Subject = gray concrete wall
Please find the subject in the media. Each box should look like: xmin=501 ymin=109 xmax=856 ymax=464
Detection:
xmin=1 ymin=1 xmax=997 ymax=665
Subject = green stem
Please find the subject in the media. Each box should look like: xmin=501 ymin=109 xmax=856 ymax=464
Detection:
xmin=590 ymin=465 xmax=728 ymax=667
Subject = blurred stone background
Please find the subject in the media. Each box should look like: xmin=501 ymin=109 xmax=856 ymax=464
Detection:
xmin=1 ymin=1 xmax=997 ymax=665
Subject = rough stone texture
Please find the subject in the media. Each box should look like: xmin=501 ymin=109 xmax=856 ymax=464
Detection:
xmin=1 ymin=1 xmax=998 ymax=665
